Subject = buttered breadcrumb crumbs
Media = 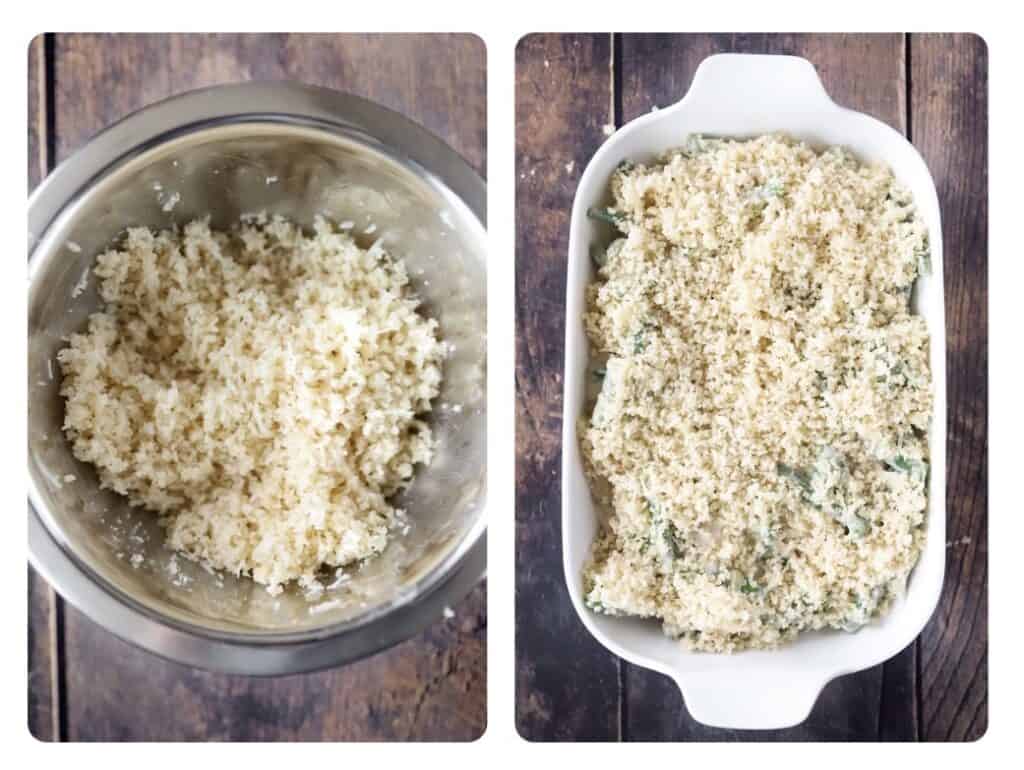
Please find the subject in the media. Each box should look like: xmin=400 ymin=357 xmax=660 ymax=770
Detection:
xmin=581 ymin=135 xmax=932 ymax=652
xmin=58 ymin=214 xmax=443 ymax=595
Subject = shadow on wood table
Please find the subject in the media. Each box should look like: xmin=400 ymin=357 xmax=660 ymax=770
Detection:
xmin=515 ymin=32 xmax=987 ymax=742
xmin=28 ymin=32 xmax=486 ymax=742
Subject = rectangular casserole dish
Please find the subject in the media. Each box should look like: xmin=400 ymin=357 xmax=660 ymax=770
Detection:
xmin=561 ymin=53 xmax=946 ymax=730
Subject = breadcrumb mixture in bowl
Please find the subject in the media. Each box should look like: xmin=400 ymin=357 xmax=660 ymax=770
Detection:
xmin=581 ymin=134 xmax=932 ymax=652
xmin=58 ymin=214 xmax=444 ymax=595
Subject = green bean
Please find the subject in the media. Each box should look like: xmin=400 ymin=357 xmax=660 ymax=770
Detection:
xmin=739 ymin=579 xmax=760 ymax=595
xmin=587 ymin=207 xmax=627 ymax=228
xmin=777 ymin=462 xmax=812 ymax=495
xmin=885 ymin=455 xmax=929 ymax=484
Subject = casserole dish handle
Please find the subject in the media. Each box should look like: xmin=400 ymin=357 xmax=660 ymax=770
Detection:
xmin=682 ymin=53 xmax=836 ymax=118
xmin=676 ymin=670 xmax=825 ymax=730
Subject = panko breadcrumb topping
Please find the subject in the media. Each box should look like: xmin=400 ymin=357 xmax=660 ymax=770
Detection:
xmin=581 ymin=135 xmax=932 ymax=652
xmin=59 ymin=214 xmax=443 ymax=594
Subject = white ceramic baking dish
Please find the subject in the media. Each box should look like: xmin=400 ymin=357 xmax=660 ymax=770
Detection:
xmin=562 ymin=53 xmax=946 ymax=730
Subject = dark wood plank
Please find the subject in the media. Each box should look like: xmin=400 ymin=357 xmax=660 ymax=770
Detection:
xmin=278 ymin=33 xmax=486 ymax=176
xmin=51 ymin=33 xmax=485 ymax=177
xmin=28 ymin=32 xmax=59 ymax=743
xmin=910 ymin=33 xmax=988 ymax=743
xmin=619 ymin=33 xmax=907 ymax=132
xmin=28 ymin=33 xmax=46 ymax=189
xmin=27 ymin=568 xmax=58 ymax=742
xmin=514 ymin=33 xmax=622 ymax=741
xmin=63 ymin=587 xmax=485 ymax=741
xmin=48 ymin=32 xmax=485 ymax=741
xmin=616 ymin=33 xmax=913 ymax=742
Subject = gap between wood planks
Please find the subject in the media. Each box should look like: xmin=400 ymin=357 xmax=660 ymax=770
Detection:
xmin=904 ymin=34 xmax=923 ymax=742
xmin=608 ymin=31 xmax=627 ymax=742
xmin=33 ymin=31 xmax=67 ymax=743
xmin=902 ymin=31 xmax=924 ymax=743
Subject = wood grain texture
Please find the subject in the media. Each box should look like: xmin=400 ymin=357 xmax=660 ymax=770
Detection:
xmin=910 ymin=33 xmax=988 ymax=742
xmin=619 ymin=34 xmax=906 ymax=134
xmin=27 ymin=568 xmax=58 ymax=742
xmin=51 ymin=33 xmax=485 ymax=176
xmin=515 ymin=33 xmax=621 ymax=742
xmin=36 ymin=32 xmax=486 ymax=742
xmin=27 ymin=34 xmax=47 ymax=188
xmin=27 ymin=32 xmax=59 ymax=743
xmin=63 ymin=588 xmax=485 ymax=741
xmin=515 ymin=33 xmax=987 ymax=742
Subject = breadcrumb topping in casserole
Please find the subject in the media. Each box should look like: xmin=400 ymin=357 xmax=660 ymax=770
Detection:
xmin=58 ymin=214 xmax=443 ymax=594
xmin=581 ymin=135 xmax=932 ymax=652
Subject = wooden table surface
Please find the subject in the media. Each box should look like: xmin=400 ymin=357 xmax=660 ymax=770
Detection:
xmin=28 ymin=33 xmax=486 ymax=742
xmin=515 ymin=33 xmax=987 ymax=742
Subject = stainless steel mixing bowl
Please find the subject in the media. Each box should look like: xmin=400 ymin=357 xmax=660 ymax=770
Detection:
xmin=27 ymin=83 xmax=487 ymax=674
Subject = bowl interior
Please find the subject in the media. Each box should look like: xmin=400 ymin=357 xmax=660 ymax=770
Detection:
xmin=28 ymin=121 xmax=487 ymax=635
